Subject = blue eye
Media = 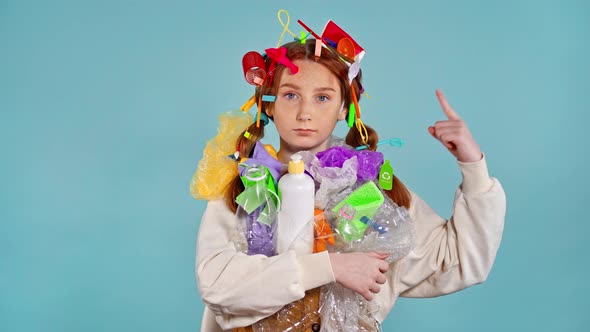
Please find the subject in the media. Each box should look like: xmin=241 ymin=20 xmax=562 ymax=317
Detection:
xmin=317 ymin=95 xmax=329 ymax=102
xmin=284 ymin=93 xmax=297 ymax=100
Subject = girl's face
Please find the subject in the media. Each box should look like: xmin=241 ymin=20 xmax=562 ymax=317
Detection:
xmin=267 ymin=59 xmax=347 ymax=162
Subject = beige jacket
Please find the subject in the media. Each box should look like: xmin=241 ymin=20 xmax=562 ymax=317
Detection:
xmin=195 ymin=155 xmax=506 ymax=331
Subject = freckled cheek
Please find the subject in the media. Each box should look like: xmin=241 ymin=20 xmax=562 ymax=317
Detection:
xmin=273 ymin=103 xmax=298 ymax=116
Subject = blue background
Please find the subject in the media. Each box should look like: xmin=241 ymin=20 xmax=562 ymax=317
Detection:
xmin=1 ymin=0 xmax=588 ymax=331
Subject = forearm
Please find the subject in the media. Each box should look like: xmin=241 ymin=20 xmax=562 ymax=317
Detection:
xmin=196 ymin=200 xmax=335 ymax=329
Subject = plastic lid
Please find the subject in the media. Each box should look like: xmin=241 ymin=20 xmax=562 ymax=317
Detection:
xmin=287 ymin=154 xmax=305 ymax=174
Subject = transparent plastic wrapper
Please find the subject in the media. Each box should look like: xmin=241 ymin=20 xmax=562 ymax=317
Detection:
xmin=315 ymin=146 xmax=383 ymax=182
xmin=299 ymin=145 xmax=384 ymax=211
xmin=250 ymin=215 xmax=329 ymax=332
xmin=323 ymin=180 xmax=416 ymax=262
xmin=190 ymin=110 xmax=252 ymax=200
xmin=315 ymin=180 xmax=416 ymax=331
xmin=358 ymin=200 xmax=415 ymax=263
xmin=239 ymin=146 xmax=413 ymax=331
xmin=299 ymin=150 xmax=358 ymax=210
xmin=235 ymin=164 xmax=280 ymax=256
xmin=253 ymin=288 xmax=322 ymax=332
xmin=319 ymin=284 xmax=380 ymax=332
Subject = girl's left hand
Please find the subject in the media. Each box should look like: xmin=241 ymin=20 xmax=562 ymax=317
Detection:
xmin=428 ymin=89 xmax=483 ymax=163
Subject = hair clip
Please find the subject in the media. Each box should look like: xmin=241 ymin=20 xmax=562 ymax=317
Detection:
xmin=256 ymin=111 xmax=270 ymax=128
xmin=314 ymin=38 xmax=323 ymax=60
xmin=259 ymin=112 xmax=270 ymax=126
xmin=348 ymin=103 xmax=355 ymax=128
xmin=228 ymin=151 xmax=240 ymax=161
xmin=262 ymin=95 xmax=276 ymax=102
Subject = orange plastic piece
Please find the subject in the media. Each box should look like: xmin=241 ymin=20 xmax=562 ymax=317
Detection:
xmin=313 ymin=209 xmax=335 ymax=253
xmin=337 ymin=37 xmax=355 ymax=59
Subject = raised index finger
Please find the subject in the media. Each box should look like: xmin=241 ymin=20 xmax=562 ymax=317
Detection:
xmin=436 ymin=89 xmax=460 ymax=120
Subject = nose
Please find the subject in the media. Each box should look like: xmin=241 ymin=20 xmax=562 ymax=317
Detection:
xmin=297 ymin=111 xmax=311 ymax=121
xmin=296 ymin=100 xmax=312 ymax=121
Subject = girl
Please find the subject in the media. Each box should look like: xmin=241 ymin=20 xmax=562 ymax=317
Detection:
xmin=194 ymin=34 xmax=505 ymax=331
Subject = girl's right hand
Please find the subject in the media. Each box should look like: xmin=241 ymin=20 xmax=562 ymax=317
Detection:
xmin=329 ymin=252 xmax=389 ymax=301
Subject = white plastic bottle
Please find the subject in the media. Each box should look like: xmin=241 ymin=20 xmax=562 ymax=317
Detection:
xmin=276 ymin=153 xmax=315 ymax=255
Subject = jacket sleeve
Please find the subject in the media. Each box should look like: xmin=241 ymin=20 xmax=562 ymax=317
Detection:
xmin=397 ymin=154 xmax=506 ymax=298
xmin=373 ymin=154 xmax=506 ymax=322
xmin=195 ymin=200 xmax=335 ymax=330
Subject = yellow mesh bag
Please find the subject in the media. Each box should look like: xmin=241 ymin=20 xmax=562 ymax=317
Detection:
xmin=190 ymin=110 xmax=252 ymax=200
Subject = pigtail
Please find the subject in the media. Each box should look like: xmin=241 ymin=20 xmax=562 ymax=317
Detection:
xmin=345 ymin=124 xmax=378 ymax=151
xmin=388 ymin=175 xmax=411 ymax=209
xmin=345 ymin=123 xmax=411 ymax=209
xmin=225 ymin=176 xmax=245 ymax=213
xmin=225 ymin=121 xmax=266 ymax=213
xmin=237 ymin=121 xmax=265 ymax=160
xmin=343 ymin=76 xmax=411 ymax=209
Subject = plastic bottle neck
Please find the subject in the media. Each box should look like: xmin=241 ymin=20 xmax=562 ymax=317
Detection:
xmin=244 ymin=164 xmax=267 ymax=182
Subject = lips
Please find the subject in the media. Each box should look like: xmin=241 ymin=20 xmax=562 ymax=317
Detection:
xmin=294 ymin=129 xmax=316 ymax=136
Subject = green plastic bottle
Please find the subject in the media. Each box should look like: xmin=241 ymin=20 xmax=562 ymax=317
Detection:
xmin=379 ymin=160 xmax=393 ymax=190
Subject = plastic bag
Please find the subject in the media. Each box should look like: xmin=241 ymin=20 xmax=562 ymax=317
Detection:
xmin=319 ymin=283 xmax=380 ymax=332
xmin=253 ymin=288 xmax=322 ymax=332
xmin=357 ymin=200 xmax=415 ymax=263
xmin=315 ymin=180 xmax=415 ymax=331
xmin=236 ymin=145 xmax=415 ymax=331
xmin=190 ymin=110 xmax=252 ymax=200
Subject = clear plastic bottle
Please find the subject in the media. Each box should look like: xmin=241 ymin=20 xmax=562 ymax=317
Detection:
xmin=276 ymin=153 xmax=315 ymax=255
xmin=237 ymin=164 xmax=279 ymax=257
